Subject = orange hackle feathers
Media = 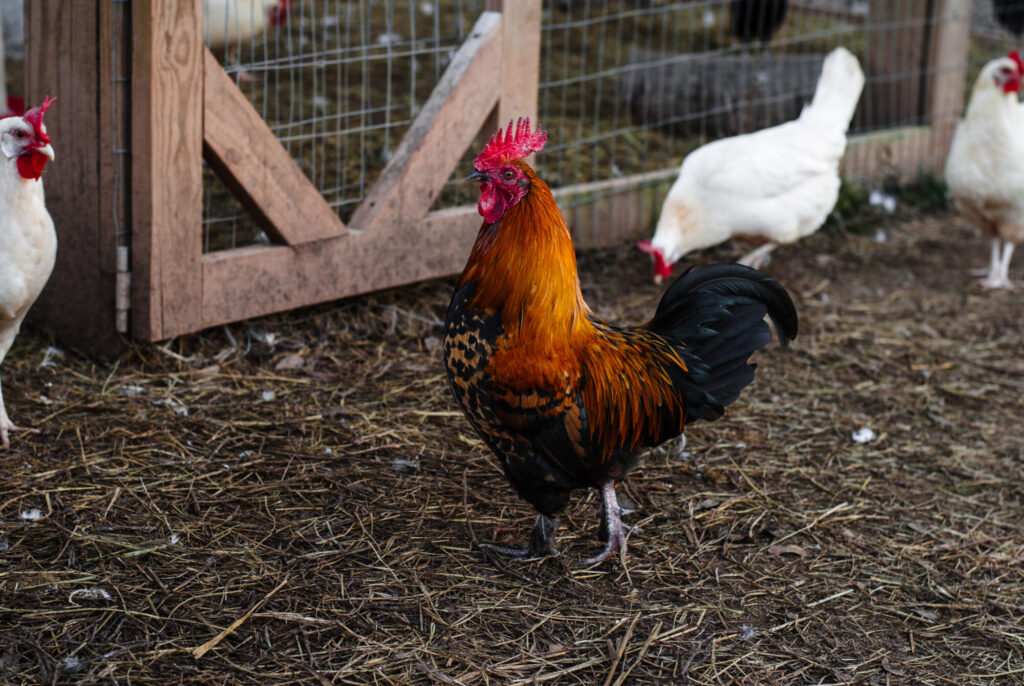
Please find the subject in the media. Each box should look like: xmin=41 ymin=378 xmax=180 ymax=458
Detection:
xmin=473 ymin=118 xmax=548 ymax=169
xmin=458 ymin=161 xmax=689 ymax=461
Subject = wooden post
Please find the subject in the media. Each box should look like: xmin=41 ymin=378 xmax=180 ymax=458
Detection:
xmin=925 ymin=0 xmax=973 ymax=172
xmin=25 ymin=1 xmax=125 ymax=356
xmin=131 ymin=0 xmax=205 ymax=340
xmin=863 ymin=0 xmax=931 ymax=129
xmin=483 ymin=0 xmax=541 ymax=149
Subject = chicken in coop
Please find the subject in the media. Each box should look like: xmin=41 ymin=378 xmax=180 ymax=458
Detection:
xmin=205 ymin=0 xmax=290 ymax=81
xmin=444 ymin=119 xmax=798 ymax=565
xmin=944 ymin=51 xmax=1024 ymax=290
xmin=992 ymin=0 xmax=1024 ymax=40
xmin=639 ymin=46 xmax=864 ymax=281
xmin=0 ymin=97 xmax=56 ymax=448
xmin=0 ymin=0 xmax=24 ymax=115
xmin=730 ymin=0 xmax=788 ymax=47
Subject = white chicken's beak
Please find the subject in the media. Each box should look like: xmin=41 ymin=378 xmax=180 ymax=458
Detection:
xmin=653 ymin=274 xmax=664 ymax=286
xmin=37 ymin=144 xmax=55 ymax=161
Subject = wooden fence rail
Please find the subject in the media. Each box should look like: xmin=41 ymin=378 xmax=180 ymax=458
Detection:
xmin=25 ymin=0 xmax=972 ymax=356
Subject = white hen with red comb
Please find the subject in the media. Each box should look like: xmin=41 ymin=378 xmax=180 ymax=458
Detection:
xmin=0 ymin=97 xmax=56 ymax=448
xmin=205 ymin=0 xmax=289 ymax=52
xmin=640 ymin=47 xmax=864 ymax=282
xmin=944 ymin=52 xmax=1024 ymax=290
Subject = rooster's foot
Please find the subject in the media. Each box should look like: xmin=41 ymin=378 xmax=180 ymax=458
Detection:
xmin=480 ymin=514 xmax=559 ymax=559
xmin=598 ymin=507 xmax=637 ymax=542
xmin=582 ymin=480 xmax=631 ymax=566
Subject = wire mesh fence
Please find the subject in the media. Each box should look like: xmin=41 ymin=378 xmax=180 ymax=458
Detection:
xmin=202 ymin=0 xmax=487 ymax=251
xmin=3 ymin=1 xmax=1016 ymax=255
xmin=99 ymin=0 xmax=1024 ymax=255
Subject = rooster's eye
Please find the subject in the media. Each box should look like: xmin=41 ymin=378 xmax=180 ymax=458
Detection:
xmin=503 ymin=169 xmax=515 ymax=180
xmin=14 ymin=131 xmax=25 ymax=139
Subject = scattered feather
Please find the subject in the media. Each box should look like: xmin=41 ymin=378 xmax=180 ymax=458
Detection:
xmin=68 ymin=588 xmax=113 ymax=604
xmin=868 ymin=189 xmax=897 ymax=213
xmin=852 ymin=427 xmax=876 ymax=444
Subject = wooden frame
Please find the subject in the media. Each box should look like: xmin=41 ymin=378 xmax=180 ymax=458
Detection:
xmin=25 ymin=0 xmax=974 ymax=353
xmin=25 ymin=1 xmax=125 ymax=354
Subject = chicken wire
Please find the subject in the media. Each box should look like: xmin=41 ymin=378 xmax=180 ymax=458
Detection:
xmin=111 ymin=0 xmax=132 ymax=333
xmin=201 ymin=0 xmax=1020 ymax=253
xmin=202 ymin=0 xmax=487 ymax=252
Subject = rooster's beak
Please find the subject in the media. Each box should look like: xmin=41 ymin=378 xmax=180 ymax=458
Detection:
xmin=36 ymin=144 xmax=55 ymax=161
xmin=466 ymin=170 xmax=489 ymax=183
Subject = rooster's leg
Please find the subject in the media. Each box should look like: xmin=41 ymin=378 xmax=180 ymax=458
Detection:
xmin=582 ymin=480 xmax=629 ymax=566
xmin=480 ymin=514 xmax=559 ymax=559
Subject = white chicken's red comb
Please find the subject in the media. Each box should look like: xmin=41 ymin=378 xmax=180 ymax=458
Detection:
xmin=1011 ymin=51 xmax=1024 ymax=74
xmin=22 ymin=96 xmax=56 ymax=143
xmin=474 ymin=118 xmax=547 ymax=168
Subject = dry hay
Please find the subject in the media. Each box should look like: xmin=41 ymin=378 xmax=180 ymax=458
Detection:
xmin=1 ymin=211 xmax=1023 ymax=684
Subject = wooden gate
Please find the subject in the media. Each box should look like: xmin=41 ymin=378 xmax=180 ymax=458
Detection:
xmin=26 ymin=0 xmax=541 ymax=354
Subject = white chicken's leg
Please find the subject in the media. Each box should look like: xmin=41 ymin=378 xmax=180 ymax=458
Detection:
xmin=979 ymin=240 xmax=1015 ymax=289
xmin=998 ymin=242 xmax=1016 ymax=288
xmin=0 ymin=376 xmax=15 ymax=449
xmin=972 ymin=238 xmax=1001 ymax=278
xmin=582 ymin=480 xmax=629 ymax=566
xmin=738 ymin=242 xmax=777 ymax=269
xmin=0 ymin=324 xmax=28 ymax=448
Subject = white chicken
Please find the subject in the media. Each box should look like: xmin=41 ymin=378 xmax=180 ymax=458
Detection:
xmin=944 ymin=52 xmax=1024 ymax=290
xmin=205 ymin=0 xmax=289 ymax=52
xmin=639 ymin=47 xmax=865 ymax=281
xmin=0 ymin=97 xmax=56 ymax=448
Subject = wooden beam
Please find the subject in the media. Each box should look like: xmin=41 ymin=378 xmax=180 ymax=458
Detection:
xmin=202 ymin=169 xmax=676 ymax=328
xmin=203 ymin=48 xmax=347 ymax=246
xmin=25 ymin=1 xmax=124 ymax=356
xmin=925 ymin=0 xmax=973 ymax=172
xmin=841 ymin=126 xmax=933 ymax=182
xmin=348 ymin=12 xmax=502 ymax=235
xmin=863 ymin=0 xmax=930 ymax=129
xmin=131 ymin=0 xmax=205 ymax=340
xmin=202 ymin=207 xmax=484 ymax=326
xmin=486 ymin=0 xmax=542 ymax=128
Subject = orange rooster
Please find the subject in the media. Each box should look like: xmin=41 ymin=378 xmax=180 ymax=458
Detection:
xmin=444 ymin=120 xmax=798 ymax=565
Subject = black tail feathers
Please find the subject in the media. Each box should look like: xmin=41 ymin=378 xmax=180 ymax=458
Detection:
xmin=647 ymin=263 xmax=798 ymax=422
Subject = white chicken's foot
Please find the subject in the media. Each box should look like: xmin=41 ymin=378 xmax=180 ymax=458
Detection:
xmin=581 ymin=480 xmax=630 ymax=566
xmin=977 ymin=240 xmax=1016 ymax=289
xmin=226 ymin=53 xmax=259 ymax=84
xmin=738 ymin=243 xmax=777 ymax=270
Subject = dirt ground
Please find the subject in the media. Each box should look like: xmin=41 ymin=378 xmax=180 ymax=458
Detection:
xmin=0 ymin=210 xmax=1022 ymax=684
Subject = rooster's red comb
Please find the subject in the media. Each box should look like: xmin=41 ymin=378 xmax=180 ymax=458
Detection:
xmin=474 ymin=118 xmax=547 ymax=168
xmin=22 ymin=96 xmax=56 ymax=144
xmin=1010 ymin=51 xmax=1024 ymax=74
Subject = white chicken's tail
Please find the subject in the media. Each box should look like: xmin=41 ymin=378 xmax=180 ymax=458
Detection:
xmin=800 ymin=47 xmax=865 ymax=132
